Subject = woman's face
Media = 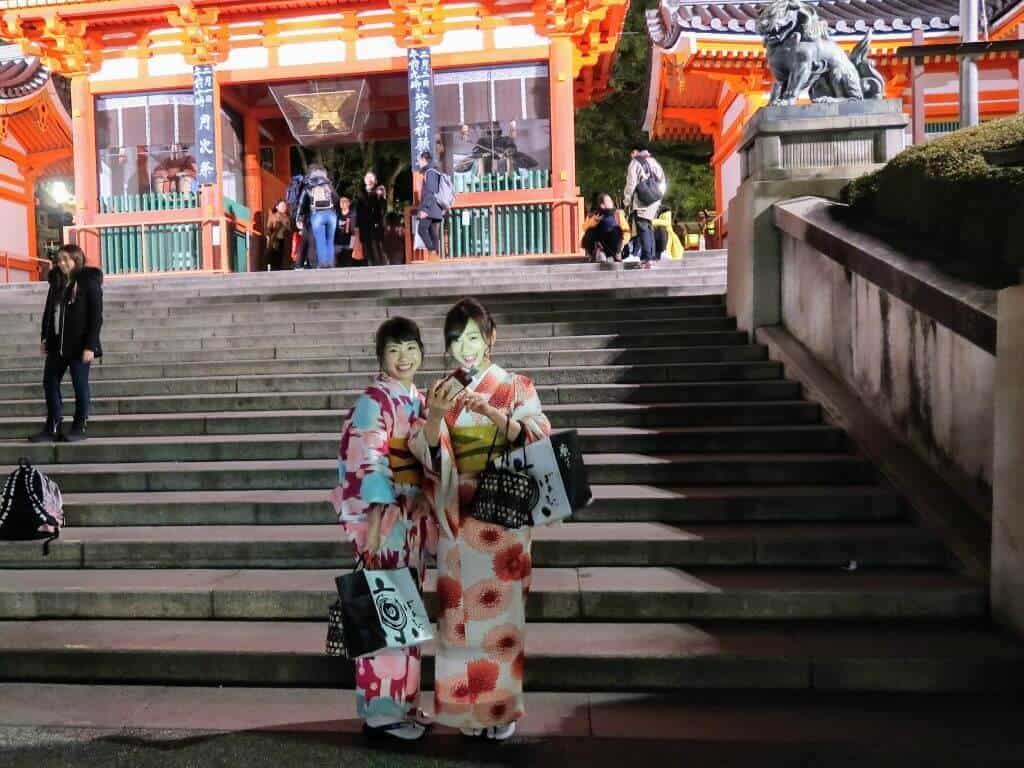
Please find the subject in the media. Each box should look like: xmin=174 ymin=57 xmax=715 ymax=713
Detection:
xmin=56 ymin=251 xmax=76 ymax=276
xmin=381 ymin=339 xmax=423 ymax=385
xmin=449 ymin=318 xmax=491 ymax=370
xmin=275 ymin=201 xmax=287 ymax=214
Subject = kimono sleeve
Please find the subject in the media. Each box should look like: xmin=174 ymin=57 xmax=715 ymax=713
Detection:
xmin=512 ymin=374 xmax=551 ymax=443
xmin=331 ymin=389 xmax=397 ymax=552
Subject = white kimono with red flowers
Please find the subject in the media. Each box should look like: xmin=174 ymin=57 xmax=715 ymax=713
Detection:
xmin=410 ymin=364 xmax=550 ymax=729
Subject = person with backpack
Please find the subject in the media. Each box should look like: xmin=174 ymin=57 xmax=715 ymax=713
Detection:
xmin=31 ymin=244 xmax=103 ymax=443
xmin=416 ymin=151 xmax=452 ymax=259
xmin=297 ymin=165 xmax=340 ymax=269
xmin=623 ymin=144 xmax=667 ymax=269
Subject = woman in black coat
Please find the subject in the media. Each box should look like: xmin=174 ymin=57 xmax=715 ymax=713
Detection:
xmin=32 ymin=244 xmax=103 ymax=443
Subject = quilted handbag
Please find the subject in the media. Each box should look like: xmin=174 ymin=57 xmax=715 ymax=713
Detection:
xmin=471 ymin=413 xmax=539 ymax=529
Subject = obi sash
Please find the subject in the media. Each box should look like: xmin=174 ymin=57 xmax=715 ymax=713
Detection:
xmin=450 ymin=424 xmax=509 ymax=475
xmin=387 ymin=436 xmax=423 ymax=488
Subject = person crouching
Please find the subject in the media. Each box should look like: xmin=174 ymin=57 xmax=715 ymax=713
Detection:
xmin=32 ymin=244 xmax=103 ymax=443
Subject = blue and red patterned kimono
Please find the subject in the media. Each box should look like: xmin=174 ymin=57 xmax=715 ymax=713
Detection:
xmin=329 ymin=374 xmax=438 ymax=723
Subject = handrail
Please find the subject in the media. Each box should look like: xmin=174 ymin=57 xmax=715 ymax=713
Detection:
xmin=0 ymin=251 xmax=50 ymax=284
xmin=66 ymin=216 xmax=221 ymax=275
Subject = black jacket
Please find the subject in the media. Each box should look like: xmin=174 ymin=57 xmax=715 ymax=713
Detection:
xmin=41 ymin=266 xmax=104 ymax=360
xmin=354 ymin=189 xmax=386 ymax=244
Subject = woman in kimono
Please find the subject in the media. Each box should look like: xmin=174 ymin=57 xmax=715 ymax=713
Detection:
xmin=330 ymin=317 xmax=438 ymax=741
xmin=410 ymin=298 xmax=551 ymax=741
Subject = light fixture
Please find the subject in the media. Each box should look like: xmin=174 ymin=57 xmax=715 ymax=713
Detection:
xmin=49 ymin=180 xmax=70 ymax=205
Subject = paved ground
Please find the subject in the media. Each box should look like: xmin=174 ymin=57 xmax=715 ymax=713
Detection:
xmin=2 ymin=685 xmax=1024 ymax=767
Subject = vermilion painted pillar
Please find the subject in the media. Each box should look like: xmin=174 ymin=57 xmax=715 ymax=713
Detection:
xmin=911 ymin=29 xmax=926 ymax=145
xmin=548 ymin=35 xmax=578 ymax=256
xmin=1018 ymin=25 xmax=1024 ymax=115
xmin=243 ymin=112 xmax=263 ymax=270
xmin=70 ymin=75 xmax=100 ymax=267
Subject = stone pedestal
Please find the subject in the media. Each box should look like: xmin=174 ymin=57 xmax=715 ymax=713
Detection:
xmin=993 ymin=280 xmax=1024 ymax=638
xmin=727 ymin=100 xmax=908 ymax=334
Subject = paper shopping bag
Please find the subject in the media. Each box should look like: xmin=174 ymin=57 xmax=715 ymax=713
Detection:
xmin=334 ymin=567 xmax=433 ymax=659
xmin=494 ymin=430 xmax=592 ymax=526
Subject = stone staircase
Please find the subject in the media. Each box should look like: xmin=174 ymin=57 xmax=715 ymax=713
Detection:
xmin=0 ymin=255 xmax=1022 ymax=694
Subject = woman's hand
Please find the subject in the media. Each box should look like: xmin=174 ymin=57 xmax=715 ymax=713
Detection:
xmin=364 ymin=509 xmax=382 ymax=557
xmin=423 ymin=378 xmax=462 ymax=446
xmin=463 ymin=393 xmax=522 ymax=442
xmin=427 ymin=377 xmax=462 ymax=414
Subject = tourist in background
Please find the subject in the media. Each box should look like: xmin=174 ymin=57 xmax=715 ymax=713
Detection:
xmin=335 ymin=196 xmax=356 ymax=267
xmin=329 ymin=317 xmax=438 ymax=741
xmin=623 ymin=144 xmax=666 ymax=269
xmin=416 ymin=151 xmax=444 ymax=260
xmin=297 ymin=165 xmax=339 ymax=269
xmin=582 ymin=192 xmax=627 ymax=263
xmin=265 ymin=199 xmax=293 ymax=271
xmin=410 ymin=298 xmax=551 ymax=741
xmin=31 ymin=244 xmax=103 ymax=444
xmin=355 ymin=171 xmax=387 ymax=267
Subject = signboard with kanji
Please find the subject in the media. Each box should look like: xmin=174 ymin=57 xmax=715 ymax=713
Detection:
xmin=193 ymin=64 xmax=217 ymax=186
xmin=407 ymin=48 xmax=434 ymax=167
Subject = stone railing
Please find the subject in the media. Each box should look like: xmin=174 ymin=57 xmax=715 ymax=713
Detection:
xmin=772 ymin=195 xmax=997 ymax=520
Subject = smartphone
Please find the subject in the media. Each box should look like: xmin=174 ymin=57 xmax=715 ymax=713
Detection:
xmin=443 ymin=366 xmax=476 ymax=396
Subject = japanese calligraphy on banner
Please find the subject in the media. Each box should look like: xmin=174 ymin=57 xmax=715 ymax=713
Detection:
xmin=193 ymin=64 xmax=217 ymax=186
xmin=407 ymin=48 xmax=434 ymax=167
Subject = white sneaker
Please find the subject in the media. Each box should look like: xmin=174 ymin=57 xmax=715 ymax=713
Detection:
xmin=461 ymin=722 xmax=517 ymax=741
xmin=364 ymin=718 xmax=427 ymax=741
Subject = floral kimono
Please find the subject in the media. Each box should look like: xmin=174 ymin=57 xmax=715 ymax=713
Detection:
xmin=410 ymin=364 xmax=551 ymax=730
xmin=329 ymin=374 xmax=437 ymax=723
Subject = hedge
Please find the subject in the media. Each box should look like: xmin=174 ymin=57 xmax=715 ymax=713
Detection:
xmin=844 ymin=114 xmax=1024 ymax=285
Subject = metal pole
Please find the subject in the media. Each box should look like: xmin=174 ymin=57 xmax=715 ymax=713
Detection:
xmin=959 ymin=0 xmax=980 ymax=127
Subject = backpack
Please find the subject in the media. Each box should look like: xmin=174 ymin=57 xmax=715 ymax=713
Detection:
xmin=309 ymin=180 xmax=334 ymax=210
xmin=0 ymin=459 xmax=64 ymax=555
xmin=285 ymin=175 xmax=305 ymax=213
xmin=633 ymin=158 xmax=663 ymax=207
xmin=430 ymin=168 xmax=455 ymax=210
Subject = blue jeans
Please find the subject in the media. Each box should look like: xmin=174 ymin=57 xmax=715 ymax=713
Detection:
xmin=43 ymin=352 xmax=91 ymax=426
xmin=635 ymin=217 xmax=656 ymax=262
xmin=310 ymin=209 xmax=338 ymax=268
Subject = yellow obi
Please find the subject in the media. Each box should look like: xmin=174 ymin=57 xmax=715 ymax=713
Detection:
xmin=451 ymin=424 xmax=508 ymax=475
xmin=388 ymin=436 xmax=423 ymax=488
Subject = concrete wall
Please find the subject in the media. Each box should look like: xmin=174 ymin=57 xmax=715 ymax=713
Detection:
xmin=780 ymin=233 xmax=996 ymax=508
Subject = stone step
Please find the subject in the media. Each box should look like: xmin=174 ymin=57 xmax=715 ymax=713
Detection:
xmin=0 ymin=453 xmax=878 ymax=492
xmin=0 ymin=317 xmax=738 ymax=356
xmin=0 ymin=380 xmax=804 ymax=418
xmin=1 ymin=426 xmax=850 ymax=466
xmin=0 ymin=330 xmax=753 ymax=368
xmin=58 ymin=486 xmax=908 ymax=527
xmin=4 ymin=310 xmax=739 ymax=345
xmin=0 ymin=522 xmax=949 ymax=570
xmin=1 ymin=620 xmax=1019 ymax=693
xmin=0 ymin=568 xmax=984 ymax=621
xmin=1 ymin=275 xmax=727 ymax=316
xmin=0 ymin=360 xmax=784 ymax=401
xmin=0 ymin=402 xmax=824 ymax=440
xmin=5 ymin=686 xmax=1024 ymax=753
xmin=0 ymin=345 xmax=770 ymax=384
xmin=0 ymin=283 xmax=727 ymax=320
xmin=1 ymin=300 xmax=729 ymax=332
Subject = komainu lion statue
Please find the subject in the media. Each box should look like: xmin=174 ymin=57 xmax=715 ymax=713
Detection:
xmin=758 ymin=0 xmax=885 ymax=105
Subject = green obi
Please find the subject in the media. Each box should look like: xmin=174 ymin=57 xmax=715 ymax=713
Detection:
xmin=451 ymin=424 xmax=509 ymax=475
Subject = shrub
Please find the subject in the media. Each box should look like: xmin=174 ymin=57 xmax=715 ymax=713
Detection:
xmin=844 ymin=114 xmax=1024 ymax=285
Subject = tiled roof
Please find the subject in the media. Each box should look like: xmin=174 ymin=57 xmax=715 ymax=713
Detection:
xmin=648 ymin=0 xmax=1023 ymax=45
xmin=0 ymin=53 xmax=50 ymax=102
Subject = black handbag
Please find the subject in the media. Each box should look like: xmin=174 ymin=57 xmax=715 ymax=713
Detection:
xmin=325 ymin=553 xmax=363 ymax=658
xmin=471 ymin=413 xmax=539 ymax=529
